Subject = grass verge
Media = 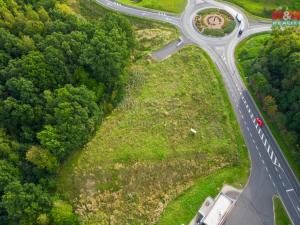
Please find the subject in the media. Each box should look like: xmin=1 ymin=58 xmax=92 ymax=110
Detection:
xmin=235 ymin=33 xmax=300 ymax=181
xmin=117 ymin=0 xmax=187 ymax=14
xmin=224 ymin=0 xmax=300 ymax=18
xmin=273 ymin=196 xmax=292 ymax=225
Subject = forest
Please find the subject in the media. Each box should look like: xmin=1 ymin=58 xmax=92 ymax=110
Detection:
xmin=0 ymin=0 xmax=135 ymax=224
xmin=246 ymin=28 xmax=300 ymax=163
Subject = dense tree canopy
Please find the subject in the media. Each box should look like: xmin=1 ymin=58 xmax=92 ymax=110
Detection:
xmin=248 ymin=27 xmax=300 ymax=161
xmin=0 ymin=0 xmax=135 ymax=224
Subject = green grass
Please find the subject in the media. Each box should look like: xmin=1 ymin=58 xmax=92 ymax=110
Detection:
xmin=236 ymin=34 xmax=300 ymax=181
xmin=117 ymin=0 xmax=187 ymax=14
xmin=225 ymin=0 xmax=300 ymax=18
xmin=59 ymin=1 xmax=249 ymax=224
xmin=274 ymin=197 xmax=292 ymax=225
xmin=57 ymin=44 xmax=249 ymax=224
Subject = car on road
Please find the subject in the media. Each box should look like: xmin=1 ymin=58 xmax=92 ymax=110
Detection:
xmin=256 ymin=117 xmax=264 ymax=127
xmin=236 ymin=13 xmax=243 ymax=23
xmin=238 ymin=21 xmax=245 ymax=36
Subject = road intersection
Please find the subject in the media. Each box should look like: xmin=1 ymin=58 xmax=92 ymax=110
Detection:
xmin=95 ymin=0 xmax=300 ymax=224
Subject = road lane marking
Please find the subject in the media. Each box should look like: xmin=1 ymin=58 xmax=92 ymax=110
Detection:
xmin=267 ymin=145 xmax=270 ymax=153
xmin=279 ymin=174 xmax=282 ymax=179
xmin=256 ymin=124 xmax=258 ymax=129
xmin=270 ymin=151 xmax=274 ymax=160
xmin=275 ymin=167 xmax=278 ymax=172
xmin=266 ymin=167 xmax=269 ymax=173
xmin=250 ymin=113 xmax=253 ymax=118
xmin=264 ymin=139 xmax=267 ymax=146
xmin=261 ymin=133 xmax=264 ymax=140
xmin=259 ymin=152 xmax=261 ymax=158
xmin=258 ymin=128 xmax=261 ymax=134
xmin=286 ymin=189 xmax=294 ymax=192
xmin=250 ymin=133 xmax=253 ymax=137
xmin=247 ymin=126 xmax=249 ymax=131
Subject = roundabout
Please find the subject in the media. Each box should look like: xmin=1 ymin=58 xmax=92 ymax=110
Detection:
xmin=194 ymin=8 xmax=236 ymax=37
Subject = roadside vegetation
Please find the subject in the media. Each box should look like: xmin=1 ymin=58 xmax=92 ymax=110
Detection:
xmin=117 ymin=0 xmax=186 ymax=14
xmin=236 ymin=29 xmax=300 ymax=180
xmin=225 ymin=0 xmax=300 ymax=18
xmin=57 ymin=1 xmax=250 ymax=224
xmin=273 ymin=197 xmax=292 ymax=225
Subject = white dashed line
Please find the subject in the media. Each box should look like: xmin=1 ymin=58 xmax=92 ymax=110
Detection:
xmin=286 ymin=189 xmax=294 ymax=192
xmin=258 ymin=128 xmax=261 ymax=134
xmin=259 ymin=152 xmax=262 ymax=158
xmin=250 ymin=133 xmax=253 ymax=137
xmin=279 ymin=174 xmax=282 ymax=180
xmin=267 ymin=145 xmax=270 ymax=153
xmin=270 ymin=151 xmax=274 ymax=160
xmin=247 ymin=126 xmax=249 ymax=131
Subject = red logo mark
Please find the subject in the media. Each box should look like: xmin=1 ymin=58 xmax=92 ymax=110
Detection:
xmin=272 ymin=10 xmax=300 ymax=20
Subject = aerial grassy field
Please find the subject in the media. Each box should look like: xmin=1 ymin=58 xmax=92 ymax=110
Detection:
xmin=59 ymin=0 xmax=249 ymax=224
xmin=58 ymin=43 xmax=249 ymax=224
xmin=117 ymin=0 xmax=186 ymax=14
xmin=236 ymin=33 xmax=300 ymax=181
xmin=274 ymin=197 xmax=292 ymax=225
xmin=226 ymin=0 xmax=299 ymax=18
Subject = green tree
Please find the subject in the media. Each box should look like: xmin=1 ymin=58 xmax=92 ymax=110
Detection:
xmin=51 ymin=200 xmax=78 ymax=225
xmin=38 ymin=85 xmax=101 ymax=160
xmin=2 ymin=181 xmax=51 ymax=225
xmin=0 ymin=160 xmax=20 ymax=194
xmin=26 ymin=146 xmax=58 ymax=172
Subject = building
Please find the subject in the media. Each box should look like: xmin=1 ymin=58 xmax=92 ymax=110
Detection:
xmin=196 ymin=192 xmax=235 ymax=225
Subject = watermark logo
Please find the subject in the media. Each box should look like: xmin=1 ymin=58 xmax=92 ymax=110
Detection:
xmin=272 ymin=10 xmax=300 ymax=26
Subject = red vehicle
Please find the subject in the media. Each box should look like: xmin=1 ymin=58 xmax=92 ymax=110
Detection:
xmin=256 ymin=118 xmax=264 ymax=127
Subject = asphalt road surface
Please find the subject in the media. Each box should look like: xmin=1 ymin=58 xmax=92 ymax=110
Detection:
xmin=95 ymin=0 xmax=300 ymax=224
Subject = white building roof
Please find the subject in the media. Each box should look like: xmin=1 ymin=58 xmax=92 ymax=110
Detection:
xmin=202 ymin=193 xmax=233 ymax=225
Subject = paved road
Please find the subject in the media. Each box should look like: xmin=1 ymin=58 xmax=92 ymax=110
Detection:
xmin=151 ymin=38 xmax=189 ymax=61
xmin=94 ymin=0 xmax=300 ymax=224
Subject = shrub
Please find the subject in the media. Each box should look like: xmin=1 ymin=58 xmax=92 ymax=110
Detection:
xmin=224 ymin=20 xmax=236 ymax=34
